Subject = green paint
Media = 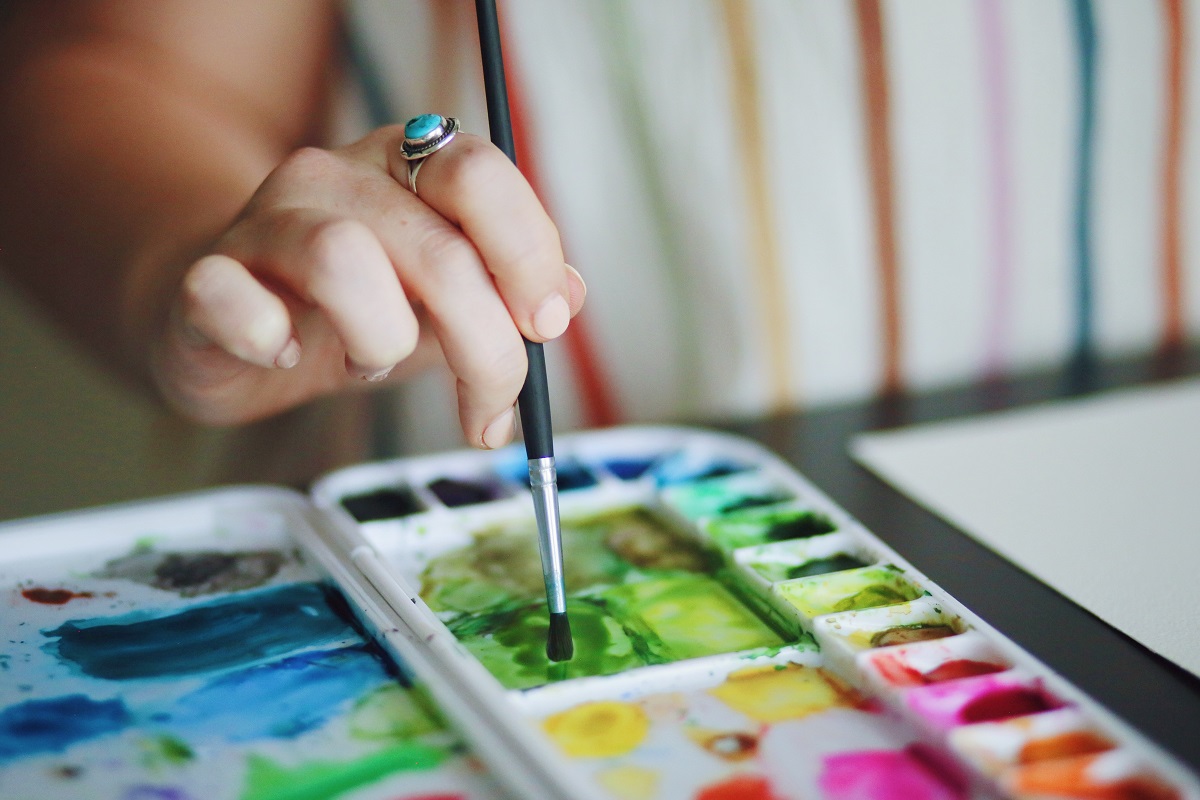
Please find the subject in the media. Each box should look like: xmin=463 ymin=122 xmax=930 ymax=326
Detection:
xmin=785 ymin=554 xmax=868 ymax=580
xmin=661 ymin=472 xmax=792 ymax=520
xmin=348 ymin=684 xmax=444 ymax=742
xmin=775 ymin=566 xmax=922 ymax=619
xmin=139 ymin=734 xmax=194 ymax=768
xmin=705 ymin=504 xmax=836 ymax=550
xmin=602 ymin=575 xmax=784 ymax=661
xmin=239 ymin=742 xmax=448 ymax=800
xmin=449 ymin=597 xmax=646 ymax=690
xmin=420 ymin=507 xmax=712 ymax=613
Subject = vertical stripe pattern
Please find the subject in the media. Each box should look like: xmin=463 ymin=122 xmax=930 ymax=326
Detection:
xmin=719 ymin=0 xmax=794 ymax=411
xmin=1070 ymin=0 xmax=1098 ymax=361
xmin=497 ymin=6 xmax=623 ymax=427
xmin=1160 ymin=0 xmax=1188 ymax=353
xmin=854 ymin=0 xmax=904 ymax=395
xmin=978 ymin=0 xmax=1015 ymax=376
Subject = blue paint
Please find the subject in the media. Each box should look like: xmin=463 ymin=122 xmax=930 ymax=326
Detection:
xmin=152 ymin=646 xmax=391 ymax=743
xmin=555 ymin=461 xmax=597 ymax=491
xmin=45 ymin=583 xmax=358 ymax=680
xmin=602 ymin=457 xmax=657 ymax=480
xmin=0 ymin=694 xmax=132 ymax=762
xmin=651 ymin=451 xmax=750 ymax=486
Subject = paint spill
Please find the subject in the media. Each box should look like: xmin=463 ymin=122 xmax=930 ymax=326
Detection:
xmin=95 ymin=548 xmax=286 ymax=597
xmin=151 ymin=645 xmax=394 ymax=743
xmin=0 ymin=694 xmax=132 ymax=762
xmin=707 ymin=664 xmax=860 ymax=723
xmin=542 ymin=701 xmax=649 ymax=758
xmin=44 ymin=582 xmax=358 ymax=680
xmin=602 ymin=574 xmax=784 ymax=661
xmin=341 ymin=486 xmax=425 ymax=521
xmin=20 ymin=587 xmax=96 ymax=605
xmin=818 ymin=747 xmax=967 ymax=800
xmin=448 ymin=597 xmax=644 ymax=690
xmin=238 ymin=742 xmax=450 ymax=800
xmin=420 ymin=507 xmax=711 ymax=614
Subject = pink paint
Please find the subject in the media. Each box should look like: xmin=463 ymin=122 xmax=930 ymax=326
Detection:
xmin=818 ymin=747 xmax=966 ymax=800
xmin=906 ymin=672 xmax=1062 ymax=731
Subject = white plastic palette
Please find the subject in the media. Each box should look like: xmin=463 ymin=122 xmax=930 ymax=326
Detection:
xmin=0 ymin=426 xmax=1196 ymax=800
xmin=310 ymin=426 xmax=1200 ymax=800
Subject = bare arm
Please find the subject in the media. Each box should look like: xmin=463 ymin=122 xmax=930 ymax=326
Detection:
xmin=0 ymin=1 xmax=584 ymax=446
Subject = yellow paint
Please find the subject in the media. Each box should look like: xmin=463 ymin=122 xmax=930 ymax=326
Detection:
xmin=543 ymin=701 xmax=650 ymax=758
xmin=597 ymin=765 xmax=660 ymax=800
xmin=708 ymin=664 xmax=858 ymax=723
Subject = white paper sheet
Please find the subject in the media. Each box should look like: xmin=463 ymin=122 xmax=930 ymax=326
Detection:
xmin=851 ymin=377 xmax=1200 ymax=679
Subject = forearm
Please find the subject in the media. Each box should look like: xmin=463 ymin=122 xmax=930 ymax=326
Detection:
xmin=0 ymin=2 xmax=334 ymax=389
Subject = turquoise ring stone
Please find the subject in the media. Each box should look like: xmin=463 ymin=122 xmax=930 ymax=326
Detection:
xmin=400 ymin=115 xmax=461 ymax=161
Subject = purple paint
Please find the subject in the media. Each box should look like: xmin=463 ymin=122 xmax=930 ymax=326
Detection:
xmin=818 ymin=747 xmax=967 ymax=800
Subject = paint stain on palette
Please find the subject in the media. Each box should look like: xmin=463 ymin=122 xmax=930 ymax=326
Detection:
xmin=0 ymin=544 xmax=497 ymax=800
xmin=420 ymin=507 xmax=786 ymax=689
xmin=538 ymin=663 xmax=968 ymax=800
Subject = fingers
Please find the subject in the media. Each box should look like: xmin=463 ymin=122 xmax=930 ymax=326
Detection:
xmin=178 ymin=254 xmax=298 ymax=368
xmin=384 ymin=132 xmax=580 ymax=342
xmin=223 ymin=209 xmax=420 ymax=381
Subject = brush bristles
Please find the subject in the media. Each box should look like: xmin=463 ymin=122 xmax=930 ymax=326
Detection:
xmin=546 ymin=611 xmax=574 ymax=662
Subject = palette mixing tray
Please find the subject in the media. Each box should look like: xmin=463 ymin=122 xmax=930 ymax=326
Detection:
xmin=1 ymin=426 xmax=1196 ymax=800
xmin=311 ymin=426 xmax=1200 ymax=800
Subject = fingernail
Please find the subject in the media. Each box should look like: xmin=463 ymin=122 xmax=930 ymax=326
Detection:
xmin=481 ymin=407 xmax=515 ymax=450
xmin=565 ymin=263 xmax=587 ymax=301
xmin=533 ymin=293 xmax=571 ymax=340
xmin=274 ymin=338 xmax=301 ymax=369
xmin=365 ymin=365 xmax=394 ymax=383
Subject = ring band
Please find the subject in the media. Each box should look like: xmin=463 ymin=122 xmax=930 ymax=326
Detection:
xmin=400 ymin=114 xmax=460 ymax=196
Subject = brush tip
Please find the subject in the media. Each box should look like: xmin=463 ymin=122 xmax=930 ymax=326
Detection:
xmin=546 ymin=611 xmax=574 ymax=662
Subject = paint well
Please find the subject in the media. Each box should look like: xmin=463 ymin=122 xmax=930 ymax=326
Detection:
xmin=651 ymin=452 xmax=749 ymax=486
xmin=44 ymin=582 xmax=358 ymax=680
xmin=661 ymin=472 xmax=794 ymax=520
xmin=870 ymin=624 xmax=958 ymax=648
xmin=426 ymin=477 xmax=503 ymax=507
xmin=1004 ymin=752 xmax=1180 ymax=800
xmin=341 ymin=486 xmax=425 ymax=521
xmin=705 ymin=503 xmax=837 ymax=550
xmin=775 ymin=566 xmax=923 ymax=619
xmin=906 ymin=673 xmax=1062 ymax=731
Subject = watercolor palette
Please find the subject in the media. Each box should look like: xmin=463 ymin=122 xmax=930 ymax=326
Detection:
xmin=2 ymin=427 xmax=1197 ymax=800
xmin=312 ymin=426 xmax=1200 ymax=800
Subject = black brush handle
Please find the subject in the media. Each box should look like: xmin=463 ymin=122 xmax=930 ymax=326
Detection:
xmin=475 ymin=0 xmax=554 ymax=460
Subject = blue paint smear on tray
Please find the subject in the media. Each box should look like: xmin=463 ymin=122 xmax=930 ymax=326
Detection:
xmin=44 ymin=583 xmax=358 ymax=680
xmin=151 ymin=645 xmax=391 ymax=742
xmin=651 ymin=451 xmax=750 ymax=486
xmin=0 ymin=694 xmax=132 ymax=762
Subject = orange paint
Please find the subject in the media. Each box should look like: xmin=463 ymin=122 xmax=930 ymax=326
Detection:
xmin=695 ymin=774 xmax=778 ymax=800
xmin=1009 ymin=754 xmax=1180 ymax=800
xmin=1018 ymin=731 xmax=1114 ymax=764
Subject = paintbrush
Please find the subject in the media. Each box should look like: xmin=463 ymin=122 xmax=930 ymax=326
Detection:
xmin=474 ymin=0 xmax=573 ymax=663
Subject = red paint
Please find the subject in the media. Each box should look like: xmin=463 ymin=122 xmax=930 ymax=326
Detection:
xmin=21 ymin=588 xmax=94 ymax=605
xmin=958 ymin=687 xmax=1060 ymax=723
xmin=694 ymin=775 xmax=777 ymax=800
xmin=873 ymin=653 xmax=1004 ymax=687
xmin=819 ymin=748 xmax=966 ymax=800
xmin=924 ymin=659 xmax=1006 ymax=683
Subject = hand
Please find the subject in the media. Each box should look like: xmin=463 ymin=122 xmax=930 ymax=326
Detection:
xmin=150 ymin=125 xmax=586 ymax=448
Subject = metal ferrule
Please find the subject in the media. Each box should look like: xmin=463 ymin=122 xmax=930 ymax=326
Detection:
xmin=528 ymin=456 xmax=567 ymax=614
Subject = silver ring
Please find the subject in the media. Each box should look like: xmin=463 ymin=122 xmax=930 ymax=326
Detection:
xmin=400 ymin=114 xmax=460 ymax=196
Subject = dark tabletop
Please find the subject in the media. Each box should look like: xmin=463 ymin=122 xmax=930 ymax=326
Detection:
xmin=714 ymin=347 xmax=1200 ymax=773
